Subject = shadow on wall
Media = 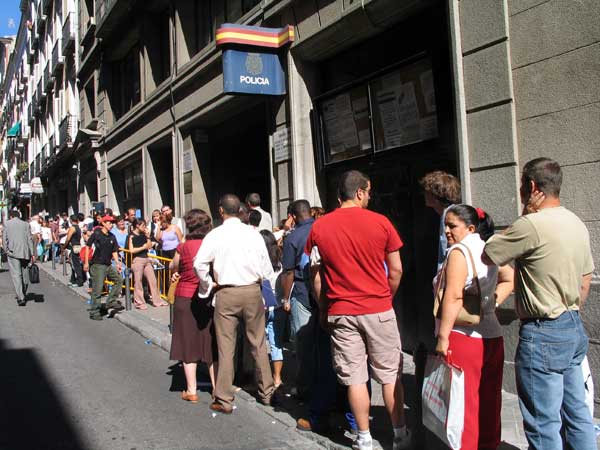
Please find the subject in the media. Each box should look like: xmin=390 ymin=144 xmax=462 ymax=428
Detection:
xmin=0 ymin=339 xmax=88 ymax=450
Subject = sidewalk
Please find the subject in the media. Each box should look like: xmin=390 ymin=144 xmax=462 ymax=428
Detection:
xmin=39 ymin=259 xmax=531 ymax=449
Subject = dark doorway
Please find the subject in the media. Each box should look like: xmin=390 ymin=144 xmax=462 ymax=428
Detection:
xmin=200 ymin=102 xmax=270 ymax=218
xmin=147 ymin=137 xmax=175 ymax=212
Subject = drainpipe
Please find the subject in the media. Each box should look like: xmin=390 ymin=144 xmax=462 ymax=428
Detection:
xmin=448 ymin=0 xmax=471 ymax=203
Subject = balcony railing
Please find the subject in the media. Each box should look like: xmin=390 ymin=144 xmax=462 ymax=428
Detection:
xmin=59 ymin=114 xmax=77 ymax=148
xmin=35 ymin=152 xmax=41 ymax=176
xmin=52 ymin=40 xmax=64 ymax=74
xmin=36 ymin=4 xmax=47 ymax=34
xmin=42 ymin=0 xmax=52 ymax=15
xmin=80 ymin=15 xmax=96 ymax=46
xmin=44 ymin=63 xmax=53 ymax=92
xmin=62 ymin=12 xmax=76 ymax=54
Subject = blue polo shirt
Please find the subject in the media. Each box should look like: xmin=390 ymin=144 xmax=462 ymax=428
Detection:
xmin=282 ymin=217 xmax=315 ymax=309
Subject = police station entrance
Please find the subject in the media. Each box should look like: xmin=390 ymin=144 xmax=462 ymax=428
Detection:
xmin=198 ymin=101 xmax=271 ymax=219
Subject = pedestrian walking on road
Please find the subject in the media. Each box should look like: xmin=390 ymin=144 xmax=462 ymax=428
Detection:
xmin=84 ymin=215 xmax=124 ymax=321
xmin=3 ymin=210 xmax=36 ymax=306
xmin=484 ymin=157 xmax=597 ymax=450
xmin=193 ymin=194 xmax=275 ymax=414
xmin=304 ymin=170 xmax=410 ymax=450
xmin=169 ymin=209 xmax=218 ymax=402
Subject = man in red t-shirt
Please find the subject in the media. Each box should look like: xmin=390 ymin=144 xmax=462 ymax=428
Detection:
xmin=305 ymin=170 xmax=410 ymax=450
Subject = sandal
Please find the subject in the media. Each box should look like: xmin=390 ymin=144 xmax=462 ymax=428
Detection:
xmin=153 ymin=300 xmax=169 ymax=307
xmin=181 ymin=391 xmax=198 ymax=403
xmin=135 ymin=303 xmax=148 ymax=310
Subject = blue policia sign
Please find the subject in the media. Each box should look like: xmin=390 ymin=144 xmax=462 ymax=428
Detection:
xmin=223 ymin=49 xmax=286 ymax=96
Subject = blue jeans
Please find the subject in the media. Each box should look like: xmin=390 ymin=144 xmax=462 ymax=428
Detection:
xmin=516 ymin=311 xmax=596 ymax=450
xmin=265 ymin=307 xmax=286 ymax=361
xmin=290 ymin=297 xmax=316 ymax=398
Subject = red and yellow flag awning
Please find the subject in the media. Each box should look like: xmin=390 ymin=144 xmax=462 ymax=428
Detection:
xmin=216 ymin=24 xmax=295 ymax=48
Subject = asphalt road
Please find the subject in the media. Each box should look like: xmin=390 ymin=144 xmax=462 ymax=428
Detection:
xmin=0 ymin=268 xmax=317 ymax=450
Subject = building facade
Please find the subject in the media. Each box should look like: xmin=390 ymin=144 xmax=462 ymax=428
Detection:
xmin=1 ymin=0 xmax=599 ymax=411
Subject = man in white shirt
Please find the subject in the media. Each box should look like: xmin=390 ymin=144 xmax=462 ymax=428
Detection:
xmin=194 ymin=194 xmax=275 ymax=414
xmin=246 ymin=193 xmax=273 ymax=231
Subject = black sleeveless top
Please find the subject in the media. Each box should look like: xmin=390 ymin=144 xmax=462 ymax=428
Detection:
xmin=70 ymin=226 xmax=81 ymax=248
xmin=130 ymin=233 xmax=149 ymax=258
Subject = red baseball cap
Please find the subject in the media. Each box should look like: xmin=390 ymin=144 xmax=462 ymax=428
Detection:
xmin=101 ymin=215 xmax=116 ymax=222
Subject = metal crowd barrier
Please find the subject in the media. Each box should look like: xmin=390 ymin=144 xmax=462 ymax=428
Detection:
xmin=104 ymin=248 xmax=174 ymax=332
xmin=58 ymin=244 xmax=174 ymax=333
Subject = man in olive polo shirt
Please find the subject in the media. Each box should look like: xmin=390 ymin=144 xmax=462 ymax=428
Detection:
xmin=84 ymin=215 xmax=124 ymax=321
xmin=483 ymin=157 xmax=595 ymax=450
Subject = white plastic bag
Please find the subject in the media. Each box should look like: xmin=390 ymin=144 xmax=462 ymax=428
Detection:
xmin=422 ymin=354 xmax=464 ymax=450
xmin=582 ymin=355 xmax=594 ymax=418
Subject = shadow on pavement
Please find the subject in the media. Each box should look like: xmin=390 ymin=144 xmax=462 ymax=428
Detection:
xmin=0 ymin=339 xmax=87 ymax=450
xmin=26 ymin=293 xmax=45 ymax=303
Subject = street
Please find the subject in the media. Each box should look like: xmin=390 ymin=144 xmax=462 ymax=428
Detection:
xmin=0 ymin=269 xmax=317 ymax=450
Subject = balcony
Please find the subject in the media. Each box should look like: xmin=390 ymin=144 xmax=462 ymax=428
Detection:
xmin=96 ymin=0 xmax=132 ymax=40
xmin=52 ymin=40 xmax=64 ymax=74
xmin=36 ymin=7 xmax=47 ymax=35
xmin=44 ymin=63 xmax=53 ymax=92
xmin=42 ymin=0 xmax=52 ymax=15
xmin=59 ymin=114 xmax=77 ymax=148
xmin=49 ymin=133 xmax=56 ymax=154
xmin=62 ymin=12 xmax=76 ymax=54
xmin=80 ymin=15 xmax=96 ymax=47
xmin=37 ymin=77 xmax=47 ymax=107
xmin=35 ymin=152 xmax=41 ymax=176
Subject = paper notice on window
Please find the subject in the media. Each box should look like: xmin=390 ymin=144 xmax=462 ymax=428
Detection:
xmin=397 ymin=82 xmax=421 ymax=145
xmin=322 ymin=94 xmax=359 ymax=155
xmin=420 ymin=70 xmax=436 ymax=113
xmin=377 ymin=90 xmax=404 ymax=148
xmin=420 ymin=115 xmax=438 ymax=140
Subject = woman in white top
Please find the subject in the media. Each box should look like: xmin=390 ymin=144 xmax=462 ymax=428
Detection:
xmin=435 ymin=204 xmax=514 ymax=450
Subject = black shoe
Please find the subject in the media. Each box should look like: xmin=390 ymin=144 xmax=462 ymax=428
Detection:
xmin=106 ymin=301 xmax=124 ymax=311
xmin=17 ymin=299 xmax=26 ymax=306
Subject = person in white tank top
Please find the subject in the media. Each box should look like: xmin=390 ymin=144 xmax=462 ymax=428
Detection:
xmin=434 ymin=204 xmax=514 ymax=450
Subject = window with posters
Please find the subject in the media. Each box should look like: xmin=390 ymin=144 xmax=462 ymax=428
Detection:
xmin=317 ymin=58 xmax=438 ymax=166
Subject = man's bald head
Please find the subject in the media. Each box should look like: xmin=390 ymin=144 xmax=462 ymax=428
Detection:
xmin=219 ymin=194 xmax=241 ymax=216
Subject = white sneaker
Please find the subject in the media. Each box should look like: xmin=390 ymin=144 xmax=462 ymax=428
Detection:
xmin=392 ymin=428 xmax=412 ymax=450
xmin=352 ymin=438 xmax=373 ymax=450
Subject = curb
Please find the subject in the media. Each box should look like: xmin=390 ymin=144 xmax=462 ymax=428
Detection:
xmin=37 ymin=262 xmax=330 ymax=447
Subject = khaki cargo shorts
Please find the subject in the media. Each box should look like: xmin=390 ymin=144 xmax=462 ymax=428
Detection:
xmin=328 ymin=308 xmax=402 ymax=385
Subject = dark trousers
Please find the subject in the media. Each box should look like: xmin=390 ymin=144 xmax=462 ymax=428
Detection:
xmin=70 ymin=252 xmax=84 ymax=286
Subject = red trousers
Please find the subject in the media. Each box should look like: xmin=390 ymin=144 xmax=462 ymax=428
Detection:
xmin=448 ymin=331 xmax=504 ymax=450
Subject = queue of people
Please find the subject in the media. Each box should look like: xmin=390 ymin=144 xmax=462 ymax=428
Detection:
xmin=3 ymin=156 xmax=595 ymax=450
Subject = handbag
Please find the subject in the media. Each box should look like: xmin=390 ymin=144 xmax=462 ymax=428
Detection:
xmin=37 ymin=242 xmax=44 ymax=257
xmin=422 ymin=354 xmax=465 ymax=450
xmin=29 ymin=263 xmax=40 ymax=284
xmin=166 ymin=278 xmax=178 ymax=305
xmin=433 ymin=243 xmax=482 ymax=326
xmin=71 ymin=244 xmax=81 ymax=254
